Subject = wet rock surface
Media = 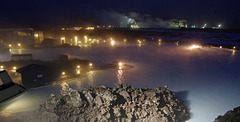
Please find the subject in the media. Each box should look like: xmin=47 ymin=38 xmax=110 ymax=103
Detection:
xmin=14 ymin=83 xmax=190 ymax=122
xmin=214 ymin=106 xmax=240 ymax=122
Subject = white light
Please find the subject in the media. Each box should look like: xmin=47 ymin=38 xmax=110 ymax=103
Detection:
xmin=9 ymin=44 xmax=12 ymax=47
xmin=220 ymin=46 xmax=222 ymax=48
xmin=18 ymin=43 xmax=21 ymax=47
xmin=62 ymin=72 xmax=65 ymax=75
xmin=111 ymin=40 xmax=115 ymax=46
xmin=13 ymin=67 xmax=17 ymax=70
xmin=77 ymin=65 xmax=80 ymax=68
xmin=0 ymin=66 xmax=3 ymax=69
xmin=189 ymin=45 xmax=201 ymax=50
xmin=89 ymin=63 xmax=93 ymax=67
xmin=118 ymin=62 xmax=123 ymax=66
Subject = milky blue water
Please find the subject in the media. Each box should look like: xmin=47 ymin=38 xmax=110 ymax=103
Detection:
xmin=1 ymin=42 xmax=240 ymax=122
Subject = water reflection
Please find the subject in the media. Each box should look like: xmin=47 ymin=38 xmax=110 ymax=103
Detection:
xmin=87 ymin=71 xmax=96 ymax=86
xmin=60 ymin=81 xmax=69 ymax=95
xmin=231 ymin=50 xmax=236 ymax=56
xmin=116 ymin=69 xmax=124 ymax=84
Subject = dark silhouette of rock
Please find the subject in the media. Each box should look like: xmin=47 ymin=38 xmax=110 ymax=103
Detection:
xmin=214 ymin=106 xmax=240 ymax=122
xmin=13 ymin=83 xmax=190 ymax=122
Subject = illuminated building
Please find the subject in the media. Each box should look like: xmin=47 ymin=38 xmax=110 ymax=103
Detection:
xmin=0 ymin=28 xmax=36 ymax=47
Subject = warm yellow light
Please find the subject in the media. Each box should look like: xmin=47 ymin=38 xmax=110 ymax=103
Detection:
xmin=0 ymin=66 xmax=3 ymax=69
xmin=189 ymin=45 xmax=201 ymax=50
xmin=61 ymin=37 xmax=65 ymax=40
xmin=9 ymin=44 xmax=12 ymax=47
xmin=89 ymin=63 xmax=93 ymax=67
xmin=77 ymin=65 xmax=80 ymax=68
xmin=13 ymin=67 xmax=17 ymax=70
xmin=119 ymin=66 xmax=122 ymax=70
xmin=118 ymin=62 xmax=123 ymax=66
xmin=74 ymin=36 xmax=78 ymax=45
xmin=111 ymin=40 xmax=115 ymax=46
xmin=159 ymin=39 xmax=161 ymax=42
xmin=220 ymin=46 xmax=222 ymax=48
xmin=76 ymin=70 xmax=80 ymax=74
xmin=34 ymin=33 xmax=39 ymax=38
xmin=233 ymin=46 xmax=236 ymax=49
xmin=18 ymin=43 xmax=21 ymax=47
xmin=62 ymin=72 xmax=65 ymax=75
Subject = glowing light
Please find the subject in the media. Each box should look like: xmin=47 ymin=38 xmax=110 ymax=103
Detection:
xmin=233 ymin=46 xmax=236 ymax=49
xmin=61 ymin=37 xmax=65 ymax=44
xmin=232 ymin=50 xmax=236 ymax=56
xmin=202 ymin=24 xmax=207 ymax=29
xmin=118 ymin=62 xmax=123 ymax=66
xmin=189 ymin=45 xmax=201 ymax=50
xmin=85 ymin=27 xmax=94 ymax=30
xmin=0 ymin=66 xmax=3 ymax=69
xmin=89 ymin=63 xmax=93 ymax=67
xmin=34 ymin=33 xmax=39 ymax=38
xmin=119 ymin=67 xmax=122 ymax=70
xmin=77 ymin=65 xmax=80 ymax=68
xmin=76 ymin=70 xmax=80 ymax=74
xmin=220 ymin=46 xmax=222 ymax=48
xmin=18 ymin=43 xmax=21 ymax=47
xmin=13 ymin=67 xmax=17 ymax=70
xmin=9 ymin=44 xmax=12 ymax=47
xmin=158 ymin=39 xmax=161 ymax=42
xmin=74 ymin=36 xmax=78 ymax=46
xmin=111 ymin=40 xmax=115 ymax=46
xmin=62 ymin=72 xmax=65 ymax=75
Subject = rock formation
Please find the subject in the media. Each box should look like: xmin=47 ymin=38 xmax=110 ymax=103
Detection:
xmin=14 ymin=83 xmax=190 ymax=122
xmin=214 ymin=106 xmax=240 ymax=122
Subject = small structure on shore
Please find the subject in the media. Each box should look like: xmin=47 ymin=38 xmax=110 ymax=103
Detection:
xmin=0 ymin=70 xmax=25 ymax=103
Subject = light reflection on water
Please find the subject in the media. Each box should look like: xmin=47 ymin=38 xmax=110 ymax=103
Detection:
xmin=116 ymin=69 xmax=124 ymax=84
xmin=87 ymin=71 xmax=96 ymax=86
xmin=60 ymin=81 xmax=70 ymax=95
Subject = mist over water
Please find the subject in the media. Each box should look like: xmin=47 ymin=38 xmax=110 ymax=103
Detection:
xmin=1 ymin=42 xmax=240 ymax=122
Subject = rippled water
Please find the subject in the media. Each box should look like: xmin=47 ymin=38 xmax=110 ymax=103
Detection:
xmin=1 ymin=42 xmax=240 ymax=122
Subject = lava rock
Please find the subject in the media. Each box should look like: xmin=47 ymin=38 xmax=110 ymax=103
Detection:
xmin=13 ymin=83 xmax=191 ymax=122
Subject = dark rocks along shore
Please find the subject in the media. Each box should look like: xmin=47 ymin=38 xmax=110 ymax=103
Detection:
xmin=13 ymin=83 xmax=190 ymax=122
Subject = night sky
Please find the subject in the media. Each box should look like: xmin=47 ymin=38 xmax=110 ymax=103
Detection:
xmin=1 ymin=0 xmax=240 ymax=28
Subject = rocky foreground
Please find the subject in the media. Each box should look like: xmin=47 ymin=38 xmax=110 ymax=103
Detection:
xmin=15 ymin=83 xmax=190 ymax=122
xmin=214 ymin=106 xmax=240 ymax=122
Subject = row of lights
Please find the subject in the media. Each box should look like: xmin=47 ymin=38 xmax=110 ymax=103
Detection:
xmin=0 ymin=66 xmax=17 ymax=72
xmin=61 ymin=63 xmax=93 ymax=76
xmin=8 ymin=43 xmax=21 ymax=47
xmin=0 ymin=65 xmax=17 ymax=70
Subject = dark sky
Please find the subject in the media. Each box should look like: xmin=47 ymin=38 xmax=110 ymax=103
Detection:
xmin=0 ymin=0 xmax=240 ymax=28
